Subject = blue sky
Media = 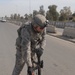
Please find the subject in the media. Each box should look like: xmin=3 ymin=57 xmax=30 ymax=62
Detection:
xmin=0 ymin=0 xmax=75 ymax=17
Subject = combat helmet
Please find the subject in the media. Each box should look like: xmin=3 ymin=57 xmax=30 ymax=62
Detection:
xmin=32 ymin=14 xmax=48 ymax=28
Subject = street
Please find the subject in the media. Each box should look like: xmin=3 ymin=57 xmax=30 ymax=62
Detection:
xmin=0 ymin=22 xmax=75 ymax=75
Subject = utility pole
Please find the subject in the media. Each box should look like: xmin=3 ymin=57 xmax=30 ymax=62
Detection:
xmin=29 ymin=0 xmax=31 ymax=14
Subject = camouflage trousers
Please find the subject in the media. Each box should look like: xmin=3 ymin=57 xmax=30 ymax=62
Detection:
xmin=12 ymin=48 xmax=36 ymax=75
xmin=12 ymin=48 xmax=25 ymax=75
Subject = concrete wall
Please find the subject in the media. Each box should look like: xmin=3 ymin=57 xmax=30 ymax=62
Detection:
xmin=49 ymin=21 xmax=75 ymax=28
xmin=46 ymin=25 xmax=56 ymax=33
xmin=63 ymin=27 xmax=75 ymax=38
xmin=9 ymin=20 xmax=22 ymax=26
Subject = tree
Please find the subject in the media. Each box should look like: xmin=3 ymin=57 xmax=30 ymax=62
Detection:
xmin=59 ymin=9 xmax=66 ymax=21
xmin=24 ymin=14 xmax=29 ymax=21
xmin=5 ymin=15 xmax=7 ymax=19
xmin=46 ymin=11 xmax=52 ymax=20
xmin=10 ymin=14 xmax=14 ymax=20
xmin=17 ymin=14 xmax=20 ymax=21
xmin=46 ymin=5 xmax=59 ymax=21
xmin=39 ymin=5 xmax=45 ymax=16
xmin=59 ymin=6 xmax=72 ymax=21
xmin=29 ymin=14 xmax=33 ymax=21
xmin=33 ymin=10 xmax=39 ymax=17
xmin=20 ymin=16 xmax=24 ymax=22
xmin=14 ymin=13 xmax=17 ymax=20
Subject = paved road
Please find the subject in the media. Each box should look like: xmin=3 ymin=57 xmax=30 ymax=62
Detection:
xmin=0 ymin=22 xmax=75 ymax=75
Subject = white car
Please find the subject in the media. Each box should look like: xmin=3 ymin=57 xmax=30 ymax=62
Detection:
xmin=1 ymin=19 xmax=6 ymax=22
xmin=0 ymin=17 xmax=6 ymax=22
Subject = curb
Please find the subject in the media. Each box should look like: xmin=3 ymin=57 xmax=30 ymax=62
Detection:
xmin=47 ymin=33 xmax=75 ymax=43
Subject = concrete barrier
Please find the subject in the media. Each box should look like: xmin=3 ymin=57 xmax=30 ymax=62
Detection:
xmin=9 ymin=21 xmax=22 ymax=26
xmin=46 ymin=25 xmax=56 ymax=33
xmin=63 ymin=27 xmax=75 ymax=38
xmin=49 ymin=21 xmax=75 ymax=28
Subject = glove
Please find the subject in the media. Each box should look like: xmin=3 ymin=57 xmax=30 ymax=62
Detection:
xmin=35 ymin=48 xmax=43 ymax=57
xmin=28 ymin=66 xmax=34 ymax=75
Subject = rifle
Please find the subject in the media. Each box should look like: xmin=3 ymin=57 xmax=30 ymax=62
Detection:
xmin=27 ymin=51 xmax=43 ymax=75
xmin=37 ymin=56 xmax=43 ymax=75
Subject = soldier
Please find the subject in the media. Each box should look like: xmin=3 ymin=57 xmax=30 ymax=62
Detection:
xmin=12 ymin=14 xmax=48 ymax=75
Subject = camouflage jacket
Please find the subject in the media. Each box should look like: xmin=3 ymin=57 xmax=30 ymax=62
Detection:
xmin=16 ymin=22 xmax=46 ymax=66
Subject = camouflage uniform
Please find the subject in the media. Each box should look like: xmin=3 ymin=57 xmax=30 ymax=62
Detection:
xmin=12 ymin=22 xmax=46 ymax=75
